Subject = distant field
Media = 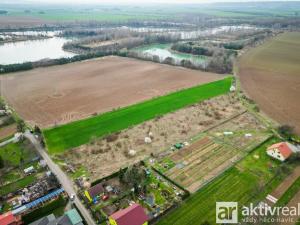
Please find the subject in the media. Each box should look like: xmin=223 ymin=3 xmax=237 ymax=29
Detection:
xmin=1 ymin=3 xmax=299 ymax=25
xmin=43 ymin=77 xmax=232 ymax=154
xmin=156 ymin=138 xmax=293 ymax=225
xmin=239 ymin=32 xmax=300 ymax=135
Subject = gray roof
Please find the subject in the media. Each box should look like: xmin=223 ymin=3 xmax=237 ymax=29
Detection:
xmin=29 ymin=214 xmax=56 ymax=225
xmin=28 ymin=209 xmax=83 ymax=225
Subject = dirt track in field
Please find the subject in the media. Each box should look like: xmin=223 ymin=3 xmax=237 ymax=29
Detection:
xmin=239 ymin=32 xmax=300 ymax=135
xmin=0 ymin=56 xmax=223 ymax=128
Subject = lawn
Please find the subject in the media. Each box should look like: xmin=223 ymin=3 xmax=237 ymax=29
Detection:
xmin=0 ymin=140 xmax=36 ymax=167
xmin=44 ymin=77 xmax=232 ymax=154
xmin=156 ymin=138 xmax=292 ymax=225
xmin=0 ymin=174 xmax=36 ymax=196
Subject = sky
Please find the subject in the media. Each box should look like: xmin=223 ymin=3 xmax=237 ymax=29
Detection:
xmin=6 ymin=0 xmax=299 ymax=4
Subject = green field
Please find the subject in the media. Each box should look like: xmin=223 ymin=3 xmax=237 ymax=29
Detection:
xmin=275 ymin=176 xmax=300 ymax=207
xmin=156 ymin=138 xmax=295 ymax=225
xmin=2 ymin=3 xmax=300 ymax=23
xmin=43 ymin=77 xmax=232 ymax=154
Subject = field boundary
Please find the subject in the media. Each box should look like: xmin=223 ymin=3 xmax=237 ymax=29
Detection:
xmin=43 ymin=77 xmax=232 ymax=153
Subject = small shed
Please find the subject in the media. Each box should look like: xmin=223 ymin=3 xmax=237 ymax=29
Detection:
xmin=24 ymin=166 xmax=34 ymax=174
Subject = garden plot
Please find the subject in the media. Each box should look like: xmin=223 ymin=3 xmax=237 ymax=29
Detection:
xmin=152 ymin=136 xmax=240 ymax=193
xmin=207 ymin=112 xmax=272 ymax=151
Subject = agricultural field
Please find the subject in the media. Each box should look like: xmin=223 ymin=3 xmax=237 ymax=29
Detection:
xmin=56 ymin=93 xmax=243 ymax=181
xmin=153 ymin=136 xmax=239 ymax=193
xmin=1 ymin=56 xmax=223 ymax=129
xmin=156 ymin=137 xmax=298 ymax=225
xmin=1 ymin=2 xmax=299 ymax=27
xmin=42 ymin=76 xmax=231 ymax=154
xmin=239 ymin=32 xmax=300 ymax=135
xmin=150 ymin=112 xmax=271 ymax=193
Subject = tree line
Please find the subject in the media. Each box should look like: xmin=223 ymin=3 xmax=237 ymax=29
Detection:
xmin=0 ymin=51 xmax=128 ymax=74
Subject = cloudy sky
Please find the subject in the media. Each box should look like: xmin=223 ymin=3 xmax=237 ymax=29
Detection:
xmin=6 ymin=0 xmax=298 ymax=4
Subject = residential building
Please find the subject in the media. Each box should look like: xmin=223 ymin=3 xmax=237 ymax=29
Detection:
xmin=109 ymin=203 xmax=148 ymax=225
xmin=28 ymin=208 xmax=83 ymax=225
xmin=266 ymin=142 xmax=295 ymax=161
xmin=0 ymin=212 xmax=22 ymax=225
xmin=84 ymin=183 xmax=104 ymax=202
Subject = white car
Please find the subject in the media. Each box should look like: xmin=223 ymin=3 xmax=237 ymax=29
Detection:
xmin=70 ymin=194 xmax=76 ymax=201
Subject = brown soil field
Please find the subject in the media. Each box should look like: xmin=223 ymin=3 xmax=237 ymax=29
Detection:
xmin=239 ymin=32 xmax=300 ymax=135
xmin=0 ymin=56 xmax=223 ymax=128
xmin=56 ymin=94 xmax=244 ymax=181
xmin=0 ymin=124 xmax=17 ymax=140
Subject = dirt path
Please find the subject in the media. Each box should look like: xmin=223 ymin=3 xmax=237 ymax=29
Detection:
xmin=265 ymin=166 xmax=300 ymax=206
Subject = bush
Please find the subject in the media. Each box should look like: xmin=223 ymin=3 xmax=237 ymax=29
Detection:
xmin=277 ymin=125 xmax=295 ymax=140
xmin=223 ymin=42 xmax=244 ymax=50
xmin=0 ymin=62 xmax=33 ymax=74
xmin=0 ymin=155 xmax=4 ymax=169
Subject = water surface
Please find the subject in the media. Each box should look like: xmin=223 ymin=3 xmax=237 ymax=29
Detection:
xmin=0 ymin=37 xmax=75 ymax=65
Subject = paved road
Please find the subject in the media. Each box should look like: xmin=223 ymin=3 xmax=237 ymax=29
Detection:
xmin=25 ymin=131 xmax=96 ymax=225
xmin=0 ymin=135 xmax=18 ymax=147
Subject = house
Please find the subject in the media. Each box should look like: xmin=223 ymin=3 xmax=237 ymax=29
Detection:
xmin=109 ymin=203 xmax=148 ymax=225
xmin=29 ymin=208 xmax=83 ymax=225
xmin=266 ymin=142 xmax=295 ymax=161
xmin=84 ymin=183 xmax=104 ymax=202
xmin=0 ymin=211 xmax=22 ymax=225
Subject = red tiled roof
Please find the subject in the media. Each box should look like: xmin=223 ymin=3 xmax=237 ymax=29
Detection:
xmin=267 ymin=142 xmax=293 ymax=159
xmin=0 ymin=212 xmax=18 ymax=225
xmin=110 ymin=204 xmax=148 ymax=225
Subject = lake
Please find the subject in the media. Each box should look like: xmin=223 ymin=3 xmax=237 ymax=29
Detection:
xmin=132 ymin=43 xmax=207 ymax=66
xmin=0 ymin=35 xmax=75 ymax=65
